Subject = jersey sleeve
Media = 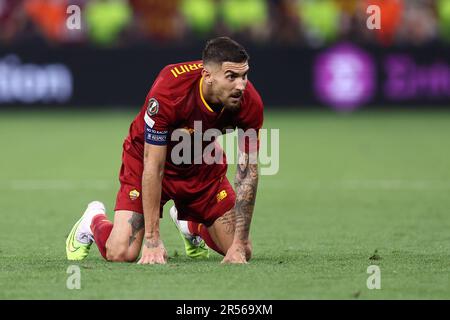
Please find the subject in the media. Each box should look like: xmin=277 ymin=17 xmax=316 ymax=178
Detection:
xmin=143 ymin=74 xmax=177 ymax=146
xmin=237 ymin=86 xmax=264 ymax=153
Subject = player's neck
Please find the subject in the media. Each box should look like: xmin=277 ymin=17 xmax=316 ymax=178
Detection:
xmin=201 ymin=79 xmax=224 ymax=113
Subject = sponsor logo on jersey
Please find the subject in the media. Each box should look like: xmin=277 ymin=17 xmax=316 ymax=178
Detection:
xmin=216 ymin=190 xmax=228 ymax=203
xmin=129 ymin=189 xmax=140 ymax=201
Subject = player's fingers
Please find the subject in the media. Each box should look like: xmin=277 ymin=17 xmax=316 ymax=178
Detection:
xmin=138 ymin=255 xmax=151 ymax=264
xmin=222 ymin=249 xmax=236 ymax=261
xmin=139 ymin=255 xmax=155 ymax=265
xmin=221 ymin=255 xmax=232 ymax=264
xmin=221 ymin=253 xmax=247 ymax=264
xmin=227 ymin=258 xmax=247 ymax=264
xmin=152 ymin=255 xmax=160 ymax=264
xmin=156 ymin=253 xmax=167 ymax=264
xmin=137 ymin=257 xmax=147 ymax=264
xmin=156 ymin=258 xmax=166 ymax=264
xmin=147 ymin=255 xmax=156 ymax=264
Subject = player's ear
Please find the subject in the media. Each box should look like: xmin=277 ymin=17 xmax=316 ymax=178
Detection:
xmin=202 ymin=68 xmax=212 ymax=85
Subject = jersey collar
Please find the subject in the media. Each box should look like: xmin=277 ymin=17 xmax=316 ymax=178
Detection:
xmin=199 ymin=76 xmax=224 ymax=114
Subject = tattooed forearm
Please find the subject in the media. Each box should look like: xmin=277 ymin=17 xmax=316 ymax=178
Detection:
xmin=128 ymin=212 xmax=144 ymax=246
xmin=234 ymin=151 xmax=259 ymax=242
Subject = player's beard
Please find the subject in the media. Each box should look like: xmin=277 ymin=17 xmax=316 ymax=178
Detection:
xmin=224 ymin=101 xmax=241 ymax=111
xmin=224 ymin=92 xmax=243 ymax=111
xmin=212 ymin=85 xmax=243 ymax=111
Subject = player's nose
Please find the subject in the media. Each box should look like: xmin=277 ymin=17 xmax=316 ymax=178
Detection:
xmin=235 ymin=79 xmax=247 ymax=91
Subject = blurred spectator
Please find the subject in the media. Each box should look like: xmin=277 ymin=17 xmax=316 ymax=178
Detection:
xmin=24 ymin=0 xmax=68 ymax=43
xmin=181 ymin=0 xmax=217 ymax=37
xmin=130 ymin=0 xmax=185 ymax=42
xmin=220 ymin=0 xmax=270 ymax=42
xmin=437 ymin=0 xmax=450 ymax=43
xmin=333 ymin=0 xmax=359 ymax=38
xmin=334 ymin=0 xmax=358 ymax=14
xmin=270 ymin=0 xmax=303 ymax=45
xmin=0 ymin=0 xmax=27 ymax=43
xmin=298 ymin=0 xmax=341 ymax=47
xmin=397 ymin=0 xmax=438 ymax=46
xmin=0 ymin=0 xmax=448 ymax=48
xmin=363 ymin=0 xmax=404 ymax=46
xmin=85 ymin=0 xmax=132 ymax=47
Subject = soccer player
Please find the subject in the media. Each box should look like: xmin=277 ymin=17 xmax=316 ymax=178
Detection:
xmin=66 ymin=37 xmax=263 ymax=264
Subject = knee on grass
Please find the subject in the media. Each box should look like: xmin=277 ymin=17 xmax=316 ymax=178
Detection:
xmin=105 ymin=244 xmax=139 ymax=262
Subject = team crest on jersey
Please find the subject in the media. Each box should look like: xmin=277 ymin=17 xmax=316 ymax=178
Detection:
xmin=129 ymin=189 xmax=140 ymax=201
xmin=216 ymin=190 xmax=228 ymax=203
xmin=147 ymin=98 xmax=159 ymax=116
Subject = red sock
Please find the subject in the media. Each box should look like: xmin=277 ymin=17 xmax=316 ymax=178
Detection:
xmin=188 ymin=221 xmax=224 ymax=255
xmin=91 ymin=214 xmax=113 ymax=260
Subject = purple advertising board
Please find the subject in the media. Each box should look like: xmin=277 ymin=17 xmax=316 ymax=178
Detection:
xmin=314 ymin=43 xmax=450 ymax=111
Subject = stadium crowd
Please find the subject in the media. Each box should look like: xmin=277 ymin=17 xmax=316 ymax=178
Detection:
xmin=0 ymin=0 xmax=449 ymax=47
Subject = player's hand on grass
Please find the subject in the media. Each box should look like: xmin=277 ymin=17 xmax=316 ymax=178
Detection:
xmin=221 ymin=241 xmax=252 ymax=264
xmin=137 ymin=239 xmax=168 ymax=264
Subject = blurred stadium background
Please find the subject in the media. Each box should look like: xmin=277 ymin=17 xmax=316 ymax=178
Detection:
xmin=1 ymin=0 xmax=449 ymax=299
xmin=1 ymin=0 xmax=450 ymax=109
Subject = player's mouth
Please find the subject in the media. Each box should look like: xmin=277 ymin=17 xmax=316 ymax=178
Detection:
xmin=230 ymin=92 xmax=242 ymax=101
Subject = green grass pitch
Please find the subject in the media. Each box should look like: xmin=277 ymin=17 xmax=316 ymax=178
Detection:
xmin=0 ymin=109 xmax=449 ymax=299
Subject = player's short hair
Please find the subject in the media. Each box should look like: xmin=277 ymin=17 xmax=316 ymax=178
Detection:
xmin=202 ymin=37 xmax=249 ymax=65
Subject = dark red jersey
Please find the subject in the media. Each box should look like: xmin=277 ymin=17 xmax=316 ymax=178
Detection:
xmin=123 ymin=60 xmax=264 ymax=179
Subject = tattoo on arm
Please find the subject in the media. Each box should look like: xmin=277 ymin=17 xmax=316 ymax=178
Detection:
xmin=234 ymin=151 xmax=258 ymax=241
xmin=217 ymin=209 xmax=236 ymax=235
xmin=128 ymin=212 xmax=144 ymax=247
